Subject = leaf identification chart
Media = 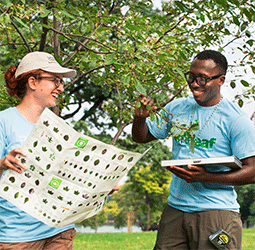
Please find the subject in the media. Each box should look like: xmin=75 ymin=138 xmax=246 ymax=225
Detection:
xmin=0 ymin=108 xmax=143 ymax=228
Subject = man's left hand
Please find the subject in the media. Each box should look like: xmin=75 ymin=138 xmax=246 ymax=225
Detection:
xmin=167 ymin=165 xmax=211 ymax=183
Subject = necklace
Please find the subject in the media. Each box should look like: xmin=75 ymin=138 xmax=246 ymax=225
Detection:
xmin=190 ymin=97 xmax=223 ymax=142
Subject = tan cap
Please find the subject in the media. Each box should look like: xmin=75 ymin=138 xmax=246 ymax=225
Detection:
xmin=15 ymin=51 xmax=76 ymax=78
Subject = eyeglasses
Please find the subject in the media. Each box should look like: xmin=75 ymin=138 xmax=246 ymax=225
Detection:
xmin=35 ymin=75 xmax=64 ymax=87
xmin=184 ymin=71 xmax=224 ymax=86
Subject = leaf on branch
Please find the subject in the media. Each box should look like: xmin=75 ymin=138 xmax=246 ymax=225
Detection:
xmin=175 ymin=68 xmax=185 ymax=80
xmin=190 ymin=137 xmax=195 ymax=154
xmin=135 ymin=80 xmax=147 ymax=96
xmin=174 ymin=1 xmax=187 ymax=11
xmin=170 ymin=127 xmax=176 ymax=134
xmin=39 ymin=9 xmax=51 ymax=18
xmin=60 ymin=10 xmax=75 ymax=19
xmin=189 ymin=123 xmax=199 ymax=131
xmin=13 ymin=16 xmax=30 ymax=30
xmin=150 ymin=112 xmax=155 ymax=122
xmin=136 ymin=102 xmax=141 ymax=108
xmin=215 ymin=0 xmax=227 ymax=8
xmin=124 ymin=74 xmax=131 ymax=84
xmin=146 ymin=104 xmax=153 ymax=111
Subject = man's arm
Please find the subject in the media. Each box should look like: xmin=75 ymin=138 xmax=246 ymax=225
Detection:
xmin=132 ymin=95 xmax=157 ymax=143
xmin=167 ymin=156 xmax=255 ymax=185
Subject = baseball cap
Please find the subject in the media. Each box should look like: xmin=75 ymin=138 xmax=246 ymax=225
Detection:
xmin=15 ymin=51 xmax=76 ymax=78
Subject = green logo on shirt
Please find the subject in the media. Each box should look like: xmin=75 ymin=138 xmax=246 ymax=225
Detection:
xmin=175 ymin=131 xmax=216 ymax=149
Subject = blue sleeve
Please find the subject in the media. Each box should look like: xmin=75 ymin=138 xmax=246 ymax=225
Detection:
xmin=146 ymin=106 xmax=172 ymax=140
xmin=0 ymin=119 xmax=7 ymax=159
xmin=230 ymin=114 xmax=255 ymax=159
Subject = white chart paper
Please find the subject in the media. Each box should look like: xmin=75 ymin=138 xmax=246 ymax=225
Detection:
xmin=0 ymin=108 xmax=143 ymax=227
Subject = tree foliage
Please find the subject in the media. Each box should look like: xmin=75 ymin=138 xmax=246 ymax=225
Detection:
xmin=104 ymin=136 xmax=172 ymax=231
xmin=235 ymin=184 xmax=255 ymax=228
xmin=0 ymin=0 xmax=254 ymax=143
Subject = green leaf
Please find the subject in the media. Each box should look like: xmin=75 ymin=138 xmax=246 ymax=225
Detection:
xmin=215 ymin=0 xmax=227 ymax=7
xmin=229 ymin=0 xmax=240 ymax=7
xmin=13 ymin=16 xmax=30 ymax=30
xmin=135 ymin=80 xmax=147 ymax=96
xmin=170 ymin=127 xmax=176 ymax=133
xmin=175 ymin=68 xmax=185 ymax=80
xmin=124 ymin=74 xmax=131 ymax=84
xmin=190 ymin=137 xmax=195 ymax=154
xmin=60 ymin=10 xmax=75 ymax=19
xmin=189 ymin=123 xmax=199 ymax=131
xmin=161 ymin=108 xmax=169 ymax=114
xmin=150 ymin=112 xmax=155 ymax=122
xmin=174 ymin=1 xmax=187 ymax=11
xmin=136 ymin=102 xmax=141 ymax=108
xmin=242 ymin=8 xmax=252 ymax=21
xmin=40 ymin=9 xmax=51 ymax=18
xmin=241 ymin=80 xmax=249 ymax=87
xmin=146 ymin=104 xmax=152 ymax=111
xmin=156 ymin=115 xmax=160 ymax=126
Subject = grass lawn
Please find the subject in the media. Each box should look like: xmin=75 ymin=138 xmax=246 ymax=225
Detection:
xmin=73 ymin=228 xmax=255 ymax=250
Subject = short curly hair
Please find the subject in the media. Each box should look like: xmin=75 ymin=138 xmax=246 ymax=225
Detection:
xmin=194 ymin=50 xmax=228 ymax=74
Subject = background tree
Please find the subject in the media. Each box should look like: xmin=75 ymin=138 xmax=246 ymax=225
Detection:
xmin=235 ymin=185 xmax=255 ymax=228
xmin=78 ymin=209 xmax=107 ymax=233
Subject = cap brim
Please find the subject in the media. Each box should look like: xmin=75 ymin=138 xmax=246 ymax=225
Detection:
xmin=41 ymin=66 xmax=76 ymax=78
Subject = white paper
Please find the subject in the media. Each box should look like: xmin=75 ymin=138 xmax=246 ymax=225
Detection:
xmin=0 ymin=108 xmax=143 ymax=227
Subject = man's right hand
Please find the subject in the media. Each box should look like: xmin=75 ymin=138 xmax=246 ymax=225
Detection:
xmin=134 ymin=94 xmax=157 ymax=118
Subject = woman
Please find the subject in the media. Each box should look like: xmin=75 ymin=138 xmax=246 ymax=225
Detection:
xmin=0 ymin=51 xmax=77 ymax=250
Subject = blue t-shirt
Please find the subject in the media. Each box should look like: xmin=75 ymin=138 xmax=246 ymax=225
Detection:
xmin=0 ymin=107 xmax=74 ymax=243
xmin=147 ymin=96 xmax=255 ymax=213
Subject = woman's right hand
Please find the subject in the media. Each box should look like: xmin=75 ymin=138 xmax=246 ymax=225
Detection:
xmin=0 ymin=148 xmax=27 ymax=173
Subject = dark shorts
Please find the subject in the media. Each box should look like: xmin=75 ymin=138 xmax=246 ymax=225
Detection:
xmin=0 ymin=228 xmax=76 ymax=250
xmin=153 ymin=205 xmax=242 ymax=250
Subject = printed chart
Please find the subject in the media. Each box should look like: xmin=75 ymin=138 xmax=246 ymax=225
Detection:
xmin=0 ymin=108 xmax=143 ymax=227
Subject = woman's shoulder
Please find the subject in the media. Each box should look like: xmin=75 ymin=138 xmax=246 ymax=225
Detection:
xmin=0 ymin=107 xmax=17 ymax=122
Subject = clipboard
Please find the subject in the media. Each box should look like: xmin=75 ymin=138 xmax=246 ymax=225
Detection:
xmin=161 ymin=155 xmax=242 ymax=169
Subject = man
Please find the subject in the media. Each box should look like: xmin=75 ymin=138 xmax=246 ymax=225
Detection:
xmin=132 ymin=50 xmax=255 ymax=250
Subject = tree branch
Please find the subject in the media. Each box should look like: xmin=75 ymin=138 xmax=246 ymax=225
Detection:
xmin=63 ymin=18 xmax=104 ymax=65
xmin=39 ymin=16 xmax=49 ymax=51
xmin=116 ymin=83 xmax=123 ymax=122
xmin=61 ymin=102 xmax=82 ymax=120
xmin=9 ymin=16 xmax=32 ymax=52
xmin=110 ymin=122 xmax=130 ymax=146
xmin=64 ymin=64 xmax=111 ymax=90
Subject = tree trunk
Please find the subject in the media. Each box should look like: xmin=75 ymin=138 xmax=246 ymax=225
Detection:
xmin=146 ymin=203 xmax=151 ymax=231
xmin=94 ymin=216 xmax=98 ymax=233
xmin=127 ymin=212 xmax=132 ymax=233
xmin=111 ymin=122 xmax=130 ymax=146
xmin=52 ymin=4 xmax=61 ymax=116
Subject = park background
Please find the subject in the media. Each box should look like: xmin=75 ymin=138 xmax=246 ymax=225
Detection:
xmin=0 ymin=0 xmax=255 ymax=248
